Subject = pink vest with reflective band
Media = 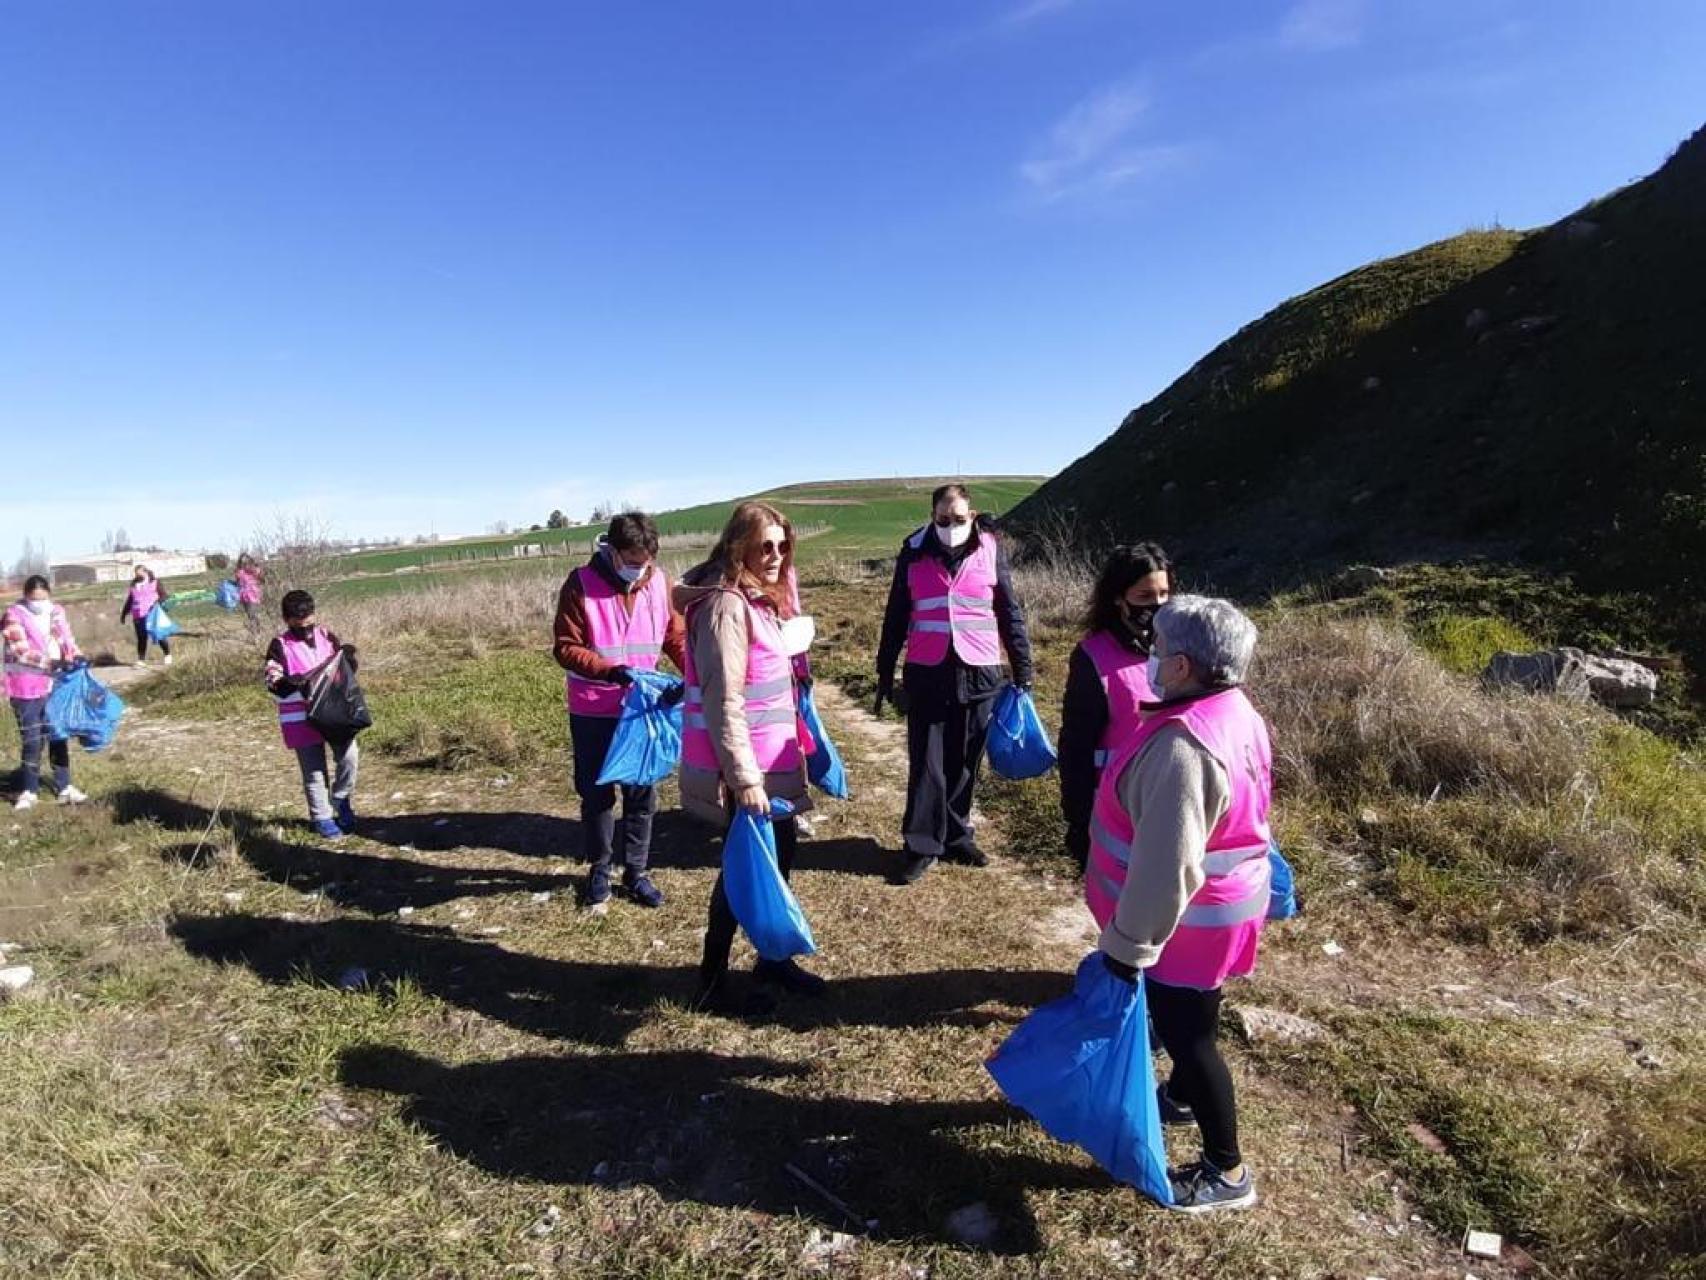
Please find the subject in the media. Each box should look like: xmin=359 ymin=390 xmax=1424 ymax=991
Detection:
xmin=1086 ymin=687 xmax=1274 ymax=991
xmin=129 ymin=580 xmax=160 ymax=617
xmin=275 ymin=626 xmax=336 ymax=749
xmin=1081 ymin=628 xmax=1155 ymax=768
xmin=680 ymin=589 xmax=802 ymax=779
xmin=4 ymin=603 xmax=76 ymax=700
xmin=566 ymin=564 xmax=671 ymax=718
xmin=236 ymin=568 xmax=262 ymax=605
xmin=903 ymin=529 xmax=1001 ymax=668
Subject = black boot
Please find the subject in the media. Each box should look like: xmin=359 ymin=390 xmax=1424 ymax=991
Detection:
xmin=753 ymin=956 xmax=828 ymax=998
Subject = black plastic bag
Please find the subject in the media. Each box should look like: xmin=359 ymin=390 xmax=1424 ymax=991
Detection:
xmin=306 ymin=649 xmax=373 ymax=738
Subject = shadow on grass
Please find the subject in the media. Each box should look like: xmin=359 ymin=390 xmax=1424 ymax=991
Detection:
xmin=337 ymin=1041 xmax=1097 ymax=1252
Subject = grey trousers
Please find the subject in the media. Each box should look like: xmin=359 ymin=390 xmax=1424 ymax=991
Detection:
xmin=295 ymin=737 xmax=359 ymax=821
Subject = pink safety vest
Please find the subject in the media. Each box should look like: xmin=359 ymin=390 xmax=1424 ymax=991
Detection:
xmin=274 ymin=626 xmax=337 ymax=749
xmin=3 ymin=603 xmax=77 ymax=700
xmin=1086 ymin=687 xmax=1274 ymax=991
xmin=902 ymin=527 xmax=1002 ymax=668
xmin=565 ymin=563 xmax=671 ymax=718
xmin=1080 ymin=629 xmax=1156 ymax=770
xmin=680 ymin=587 xmax=802 ymax=781
xmin=236 ymin=568 xmax=262 ymax=606
xmin=128 ymin=579 xmax=160 ymax=618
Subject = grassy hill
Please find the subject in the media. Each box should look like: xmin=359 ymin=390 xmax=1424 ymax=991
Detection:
xmin=339 ymin=476 xmax=1042 ymax=575
xmin=1010 ymin=124 xmax=1706 ymax=692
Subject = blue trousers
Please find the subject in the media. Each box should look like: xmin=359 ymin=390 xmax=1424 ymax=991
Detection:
xmin=11 ymin=696 xmax=71 ymax=794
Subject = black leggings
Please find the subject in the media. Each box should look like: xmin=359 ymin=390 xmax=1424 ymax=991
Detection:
xmin=701 ymin=816 xmax=798 ymax=984
xmin=133 ymin=617 xmax=170 ymax=660
xmin=1147 ymin=978 xmax=1240 ymax=1171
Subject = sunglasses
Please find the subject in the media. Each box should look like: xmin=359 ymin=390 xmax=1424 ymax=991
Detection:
xmin=760 ymin=539 xmax=790 ymax=556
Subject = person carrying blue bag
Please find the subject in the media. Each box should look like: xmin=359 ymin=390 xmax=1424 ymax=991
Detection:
xmin=986 ymin=683 xmax=1057 ymax=780
xmin=119 ymin=566 xmax=174 ymax=667
xmin=675 ymin=502 xmax=826 ymax=1016
xmin=596 ymin=670 xmax=686 ymax=790
xmin=553 ymin=513 xmax=688 ymax=911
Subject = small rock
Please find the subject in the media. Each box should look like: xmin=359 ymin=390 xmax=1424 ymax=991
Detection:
xmin=221 ymin=891 xmax=245 ymax=905
xmin=1322 ymin=940 xmax=1345 ymax=958
xmin=0 ymin=965 xmax=36 ymax=997
xmin=1233 ymin=1006 xmax=1327 ymax=1046
xmin=530 ymin=891 xmax=552 ymax=904
xmin=479 ymin=925 xmax=506 ymax=937
xmin=1465 ymin=1229 xmax=1502 ymax=1259
xmin=526 ymin=1204 xmax=562 ymax=1238
xmin=455 ymin=907 xmax=476 ymax=920
xmin=1339 ymin=565 xmax=1391 ymax=591
xmin=396 ymin=905 xmax=415 ymax=918
xmin=1636 ymin=1051 xmax=1664 ymax=1071
xmin=944 ymin=1201 xmax=1001 ymax=1248
xmin=1357 ymin=807 xmax=1381 ymax=828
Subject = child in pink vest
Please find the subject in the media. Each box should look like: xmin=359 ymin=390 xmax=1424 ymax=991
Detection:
xmin=1058 ymin=543 xmax=1172 ymax=872
xmin=551 ymin=513 xmax=687 ymax=909
xmin=264 ymin=590 xmax=360 ymax=840
xmin=4 ymin=576 xmax=87 ymax=810
xmin=119 ymin=566 xmax=173 ymax=666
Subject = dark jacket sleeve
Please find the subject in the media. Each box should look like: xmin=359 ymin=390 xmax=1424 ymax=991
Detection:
xmin=119 ymin=590 xmax=134 ymax=622
xmin=264 ymin=636 xmax=293 ymax=697
xmin=876 ymin=545 xmax=914 ymax=688
xmin=992 ymin=538 xmax=1034 ymax=686
xmin=1058 ymin=643 xmax=1109 ymax=866
xmin=553 ymin=571 xmax=620 ymax=680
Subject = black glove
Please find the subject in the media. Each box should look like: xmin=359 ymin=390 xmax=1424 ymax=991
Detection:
xmin=610 ymin=666 xmax=634 ymax=687
xmin=1102 ymin=953 xmax=1139 ymax=984
xmin=660 ymin=682 xmax=686 ymax=707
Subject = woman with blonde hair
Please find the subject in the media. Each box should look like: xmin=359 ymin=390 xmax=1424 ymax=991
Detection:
xmin=675 ymin=501 xmax=823 ymax=1014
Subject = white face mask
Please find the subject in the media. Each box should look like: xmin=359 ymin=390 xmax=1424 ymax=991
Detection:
xmin=26 ymin=598 xmax=52 ymax=617
xmin=1146 ymin=653 xmax=1167 ymax=695
xmin=615 ymin=562 xmax=646 ymax=585
xmin=935 ymin=521 xmax=972 ymax=549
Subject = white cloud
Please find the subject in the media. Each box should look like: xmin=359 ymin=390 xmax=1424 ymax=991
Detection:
xmin=1019 ymin=81 xmax=1194 ymax=203
xmin=1279 ymin=0 xmax=1367 ymax=52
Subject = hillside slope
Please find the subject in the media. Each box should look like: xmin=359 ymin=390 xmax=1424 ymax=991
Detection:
xmin=1012 ymin=125 xmax=1706 ymax=649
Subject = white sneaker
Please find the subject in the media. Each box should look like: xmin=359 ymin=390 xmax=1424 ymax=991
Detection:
xmin=134 ymin=660 xmax=148 ymax=669
xmin=163 ymin=655 xmax=174 ymax=666
xmin=13 ymin=792 xmax=38 ymax=812
xmin=58 ymin=786 xmax=89 ymax=806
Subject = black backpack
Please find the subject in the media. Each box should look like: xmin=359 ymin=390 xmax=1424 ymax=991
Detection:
xmin=305 ymin=648 xmax=373 ymax=739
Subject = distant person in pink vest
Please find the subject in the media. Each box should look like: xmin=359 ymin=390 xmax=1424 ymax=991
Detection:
xmin=552 ymin=512 xmax=688 ymax=910
xmin=675 ymin=501 xmax=822 ymax=1015
xmin=119 ymin=566 xmax=173 ymax=667
xmin=4 ymin=576 xmax=88 ymax=810
xmin=234 ymin=554 xmax=266 ymax=631
xmin=264 ymin=589 xmax=360 ymax=841
xmin=1089 ymin=595 xmax=1271 ymax=1213
xmin=875 ymin=483 xmax=1034 ymax=884
xmin=1058 ymin=543 xmax=1173 ymax=874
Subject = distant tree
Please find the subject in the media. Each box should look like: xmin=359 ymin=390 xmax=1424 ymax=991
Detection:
xmin=113 ymin=527 xmax=131 ymax=553
xmin=12 ymin=538 xmax=48 ymax=580
xmin=529 ymin=523 xmax=543 ymax=532
xmin=206 ymin=553 xmax=231 ymax=571
xmin=547 ymin=509 xmax=569 ymax=530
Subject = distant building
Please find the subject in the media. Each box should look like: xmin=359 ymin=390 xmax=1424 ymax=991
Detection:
xmin=50 ymin=551 xmax=207 ymax=586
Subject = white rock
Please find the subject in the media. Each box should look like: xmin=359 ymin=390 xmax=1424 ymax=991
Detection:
xmin=396 ymin=906 xmax=415 ymax=917
xmin=0 ymin=965 xmax=35 ymax=996
xmin=1233 ymin=1006 xmax=1328 ymax=1046
xmin=1322 ymin=940 xmax=1345 ymax=957
xmin=1464 ymin=1229 xmax=1501 ymax=1259
xmin=222 ymin=891 xmax=245 ymax=905
xmin=530 ymin=891 xmax=552 ymax=904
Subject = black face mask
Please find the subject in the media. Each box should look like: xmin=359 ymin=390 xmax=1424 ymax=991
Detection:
xmin=1117 ymin=603 xmax=1157 ymax=651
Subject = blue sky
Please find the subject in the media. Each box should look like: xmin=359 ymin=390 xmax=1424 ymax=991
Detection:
xmin=4 ymin=0 xmax=1703 ymax=556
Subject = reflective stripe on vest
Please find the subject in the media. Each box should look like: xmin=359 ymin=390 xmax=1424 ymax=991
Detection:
xmin=679 ymin=589 xmax=802 ymax=776
xmin=566 ymin=565 xmax=670 ymax=718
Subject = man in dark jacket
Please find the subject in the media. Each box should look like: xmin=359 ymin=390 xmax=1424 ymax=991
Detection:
xmin=875 ymin=486 xmax=1034 ymax=884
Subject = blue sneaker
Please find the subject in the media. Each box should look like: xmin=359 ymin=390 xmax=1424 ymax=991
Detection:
xmin=313 ymin=818 xmax=346 ymax=841
xmin=584 ymin=864 xmax=612 ymax=908
xmin=1167 ymin=1161 xmax=1257 ymax=1213
xmin=334 ymin=796 xmax=357 ymax=834
xmin=624 ymin=873 xmax=665 ymax=909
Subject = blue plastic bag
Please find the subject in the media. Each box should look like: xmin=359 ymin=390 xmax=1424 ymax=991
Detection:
xmin=214 ymin=580 xmax=240 ymax=610
xmin=144 ymin=604 xmax=181 ymax=642
xmin=987 ymin=952 xmax=1173 ymax=1206
xmin=796 ymin=684 xmax=849 ymax=800
xmin=45 ymin=663 xmax=127 ymax=753
xmin=723 ymin=799 xmax=816 ymax=962
xmin=1266 ymin=841 xmax=1299 ymax=920
xmin=595 ymin=671 xmax=684 ymax=788
xmin=986 ymin=684 xmax=1058 ymax=780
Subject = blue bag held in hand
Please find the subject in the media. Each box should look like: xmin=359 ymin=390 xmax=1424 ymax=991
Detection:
xmin=796 ymin=684 xmax=849 ymax=800
xmin=214 ymin=580 xmax=240 ymax=610
xmin=986 ymin=952 xmax=1173 ymax=1206
xmin=595 ymin=671 xmax=684 ymax=788
xmin=1266 ymin=841 xmax=1299 ymax=920
xmin=45 ymin=662 xmax=127 ymax=754
xmin=144 ymin=604 xmax=181 ymax=642
xmin=723 ymin=799 xmax=816 ymax=962
xmin=987 ymin=684 xmax=1058 ymax=780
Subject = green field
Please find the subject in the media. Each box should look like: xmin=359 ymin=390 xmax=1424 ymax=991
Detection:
xmin=335 ymin=476 xmax=1043 ymax=575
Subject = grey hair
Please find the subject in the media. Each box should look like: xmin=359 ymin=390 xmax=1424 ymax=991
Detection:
xmin=1153 ymin=594 xmax=1258 ymax=687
